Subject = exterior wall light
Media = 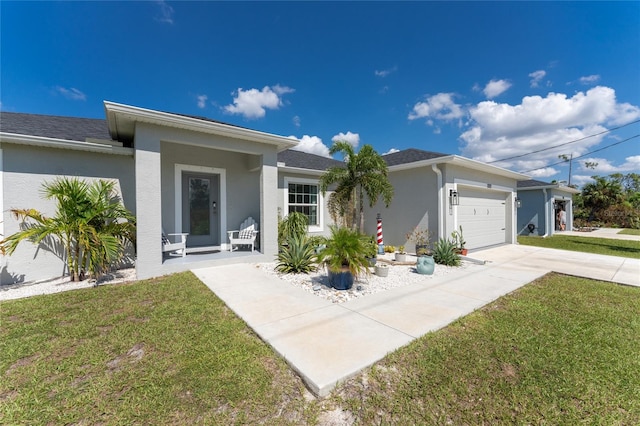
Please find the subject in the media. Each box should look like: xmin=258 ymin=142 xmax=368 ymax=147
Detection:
xmin=515 ymin=197 xmax=522 ymax=208
xmin=449 ymin=189 xmax=459 ymax=206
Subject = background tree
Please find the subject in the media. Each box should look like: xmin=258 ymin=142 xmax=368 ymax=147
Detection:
xmin=1 ymin=177 xmax=136 ymax=281
xmin=319 ymin=142 xmax=393 ymax=233
xmin=574 ymin=173 xmax=639 ymax=229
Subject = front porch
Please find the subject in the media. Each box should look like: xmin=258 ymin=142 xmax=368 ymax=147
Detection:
xmin=160 ymin=247 xmax=273 ymax=277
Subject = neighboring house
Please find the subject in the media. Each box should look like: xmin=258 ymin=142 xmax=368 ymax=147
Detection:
xmin=1 ymin=102 xmax=530 ymax=285
xmin=516 ymin=179 xmax=580 ymax=236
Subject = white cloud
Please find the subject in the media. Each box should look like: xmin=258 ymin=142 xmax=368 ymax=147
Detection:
xmin=155 ymin=1 xmax=174 ymax=24
xmin=288 ymin=135 xmax=331 ymax=158
xmin=55 ymin=86 xmax=86 ymax=101
xmin=375 ymin=66 xmax=397 ymax=77
xmin=528 ymin=167 xmax=559 ymax=178
xmin=483 ymin=79 xmax=512 ymax=99
xmin=332 ymin=131 xmax=360 ymax=148
xmin=460 ymin=86 xmax=640 ymax=175
xmin=293 ymin=115 xmax=301 ymax=127
xmin=579 ymin=156 xmax=640 ymax=173
xmin=529 ymin=70 xmax=546 ymax=88
xmin=579 ymin=74 xmax=600 ymax=85
xmin=224 ymin=85 xmax=294 ymax=119
xmin=196 ymin=94 xmax=208 ymax=109
xmin=408 ymin=92 xmax=464 ymax=122
xmin=382 ymin=148 xmax=400 ymax=155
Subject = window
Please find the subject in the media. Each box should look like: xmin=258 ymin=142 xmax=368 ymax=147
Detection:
xmin=288 ymin=182 xmax=319 ymax=226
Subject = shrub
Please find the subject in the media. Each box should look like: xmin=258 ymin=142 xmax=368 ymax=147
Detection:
xmin=432 ymin=238 xmax=461 ymax=266
xmin=317 ymin=226 xmax=370 ymax=278
xmin=384 ymin=245 xmax=396 ymax=253
xmin=278 ymin=211 xmax=309 ymax=246
xmin=275 ymin=234 xmax=317 ymax=274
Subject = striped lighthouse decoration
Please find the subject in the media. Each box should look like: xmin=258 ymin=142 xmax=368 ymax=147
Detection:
xmin=376 ymin=213 xmax=385 ymax=254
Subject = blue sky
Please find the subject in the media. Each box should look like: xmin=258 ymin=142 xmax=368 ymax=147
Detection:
xmin=2 ymin=1 xmax=639 ymax=187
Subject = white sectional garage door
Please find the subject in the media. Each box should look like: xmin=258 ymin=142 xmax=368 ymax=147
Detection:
xmin=457 ymin=187 xmax=507 ymax=249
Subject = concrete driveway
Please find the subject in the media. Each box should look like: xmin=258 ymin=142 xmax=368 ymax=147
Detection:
xmin=192 ymin=240 xmax=639 ymax=397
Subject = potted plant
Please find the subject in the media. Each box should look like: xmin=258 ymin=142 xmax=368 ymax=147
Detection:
xmin=451 ymin=225 xmax=467 ymax=255
xmin=395 ymin=245 xmax=408 ymax=262
xmin=406 ymin=226 xmax=431 ymax=256
xmin=317 ymin=226 xmax=370 ymax=290
xmin=363 ymin=235 xmax=378 ymax=267
xmin=374 ymin=263 xmax=389 ymax=277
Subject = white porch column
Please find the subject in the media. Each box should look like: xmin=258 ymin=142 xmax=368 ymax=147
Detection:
xmin=260 ymin=152 xmax=278 ymax=258
xmin=134 ymin=124 xmax=162 ymax=280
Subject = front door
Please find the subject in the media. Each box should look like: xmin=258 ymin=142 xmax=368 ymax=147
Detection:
xmin=182 ymin=173 xmax=219 ymax=247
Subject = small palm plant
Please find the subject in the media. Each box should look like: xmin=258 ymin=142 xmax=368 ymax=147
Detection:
xmin=1 ymin=177 xmax=135 ymax=281
xmin=275 ymin=234 xmax=317 ymax=274
xmin=278 ymin=211 xmax=309 ymax=247
xmin=317 ymin=226 xmax=370 ymax=289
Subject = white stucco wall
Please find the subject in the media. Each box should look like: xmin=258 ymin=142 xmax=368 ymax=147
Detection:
xmin=1 ymin=144 xmax=134 ymax=284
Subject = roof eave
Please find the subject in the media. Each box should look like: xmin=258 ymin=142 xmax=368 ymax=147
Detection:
xmin=518 ymin=184 xmax=580 ymax=194
xmin=104 ymin=101 xmax=298 ymax=151
xmin=388 ymin=154 xmax=530 ymax=180
xmin=0 ymin=132 xmax=134 ymax=156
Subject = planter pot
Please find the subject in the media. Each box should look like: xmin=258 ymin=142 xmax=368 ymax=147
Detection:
xmin=395 ymin=253 xmax=408 ymax=262
xmin=460 ymin=248 xmax=468 ymax=256
xmin=328 ymin=269 xmax=354 ymax=290
xmin=375 ymin=265 xmax=389 ymax=277
xmin=366 ymin=256 xmax=377 ymax=267
xmin=416 ymin=255 xmax=435 ymax=275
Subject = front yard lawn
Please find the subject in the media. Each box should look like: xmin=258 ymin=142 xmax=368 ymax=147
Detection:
xmin=1 ymin=272 xmax=317 ymax=425
xmin=2 ymin=272 xmax=638 ymax=424
xmin=619 ymin=228 xmax=640 ymax=236
xmin=518 ymin=234 xmax=640 ymax=258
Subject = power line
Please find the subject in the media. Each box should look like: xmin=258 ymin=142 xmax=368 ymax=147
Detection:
xmin=521 ymin=134 xmax=640 ymax=174
xmin=487 ymin=118 xmax=640 ymax=164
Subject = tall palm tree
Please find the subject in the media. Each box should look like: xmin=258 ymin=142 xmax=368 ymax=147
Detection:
xmin=1 ymin=177 xmax=135 ymax=281
xmin=319 ymin=141 xmax=394 ymax=233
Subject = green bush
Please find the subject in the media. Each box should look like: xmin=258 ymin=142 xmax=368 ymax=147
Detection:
xmin=275 ymin=234 xmax=317 ymax=274
xmin=432 ymin=238 xmax=461 ymax=266
xmin=278 ymin=211 xmax=309 ymax=246
xmin=317 ymin=226 xmax=370 ymax=278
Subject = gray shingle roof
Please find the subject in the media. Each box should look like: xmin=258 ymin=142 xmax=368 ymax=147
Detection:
xmin=382 ymin=148 xmax=449 ymax=166
xmin=517 ymin=179 xmax=552 ymax=188
xmin=0 ymin=111 xmax=111 ymax=142
xmin=278 ymin=149 xmax=343 ymax=171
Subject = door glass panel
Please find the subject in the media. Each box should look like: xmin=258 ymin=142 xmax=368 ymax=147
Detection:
xmin=189 ymin=178 xmax=210 ymax=236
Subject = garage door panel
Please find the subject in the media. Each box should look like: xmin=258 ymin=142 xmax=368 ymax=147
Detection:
xmin=457 ymin=188 xmax=507 ymax=249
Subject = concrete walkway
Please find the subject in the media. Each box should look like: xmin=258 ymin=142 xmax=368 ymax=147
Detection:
xmin=191 ymin=242 xmax=639 ymax=397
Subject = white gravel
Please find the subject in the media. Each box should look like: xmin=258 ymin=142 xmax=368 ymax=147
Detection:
xmin=257 ymin=253 xmax=481 ymax=304
xmin=0 ymin=268 xmax=137 ymax=301
xmin=1 ymin=254 xmax=480 ymax=304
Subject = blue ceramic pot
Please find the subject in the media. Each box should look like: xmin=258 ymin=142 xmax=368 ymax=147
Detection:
xmin=328 ymin=269 xmax=354 ymax=290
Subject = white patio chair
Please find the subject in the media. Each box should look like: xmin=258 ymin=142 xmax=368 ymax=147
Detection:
xmin=162 ymin=230 xmax=189 ymax=257
xmin=227 ymin=217 xmax=259 ymax=252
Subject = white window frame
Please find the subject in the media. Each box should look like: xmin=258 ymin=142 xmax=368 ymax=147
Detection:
xmin=284 ymin=177 xmax=323 ymax=232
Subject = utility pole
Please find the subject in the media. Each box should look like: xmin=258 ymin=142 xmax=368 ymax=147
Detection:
xmin=558 ymin=154 xmax=573 ymax=186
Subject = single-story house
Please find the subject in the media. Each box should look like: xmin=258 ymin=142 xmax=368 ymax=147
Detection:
xmin=516 ymin=179 xmax=580 ymax=236
xmin=1 ymin=101 xmax=530 ymax=285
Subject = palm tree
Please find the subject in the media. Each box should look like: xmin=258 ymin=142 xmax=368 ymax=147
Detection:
xmin=1 ymin=177 xmax=135 ymax=281
xmin=319 ymin=142 xmax=394 ymax=233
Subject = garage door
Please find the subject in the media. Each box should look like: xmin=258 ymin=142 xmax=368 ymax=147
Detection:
xmin=457 ymin=187 xmax=507 ymax=249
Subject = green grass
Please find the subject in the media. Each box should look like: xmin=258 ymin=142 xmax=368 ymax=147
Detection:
xmin=619 ymin=228 xmax=640 ymax=236
xmin=0 ymin=272 xmax=318 ymax=425
xmin=2 ymin=272 xmax=639 ymax=424
xmin=518 ymin=234 xmax=640 ymax=258
xmin=335 ymin=273 xmax=640 ymax=424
